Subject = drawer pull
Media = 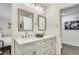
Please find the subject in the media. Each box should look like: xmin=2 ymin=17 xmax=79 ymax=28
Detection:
xmin=43 ymin=46 xmax=47 ymax=48
xmin=51 ymin=43 xmax=53 ymax=46
xmin=33 ymin=51 xmax=36 ymax=55
xmin=43 ymin=40 xmax=47 ymax=42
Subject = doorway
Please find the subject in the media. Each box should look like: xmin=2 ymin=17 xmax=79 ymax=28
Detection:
xmin=60 ymin=4 xmax=79 ymax=55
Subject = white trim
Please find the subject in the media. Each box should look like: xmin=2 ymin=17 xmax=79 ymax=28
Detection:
xmin=62 ymin=41 xmax=79 ymax=47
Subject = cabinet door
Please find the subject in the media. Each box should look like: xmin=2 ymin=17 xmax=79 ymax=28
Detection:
xmin=36 ymin=40 xmax=52 ymax=55
xmin=15 ymin=41 xmax=24 ymax=55
xmin=23 ymin=41 xmax=40 ymax=55
xmin=37 ymin=38 xmax=56 ymax=55
xmin=50 ymin=37 xmax=56 ymax=55
xmin=23 ymin=44 xmax=36 ymax=55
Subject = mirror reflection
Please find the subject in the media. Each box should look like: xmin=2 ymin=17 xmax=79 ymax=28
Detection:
xmin=18 ymin=9 xmax=33 ymax=31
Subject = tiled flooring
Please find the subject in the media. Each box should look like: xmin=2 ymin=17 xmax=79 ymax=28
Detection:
xmin=62 ymin=44 xmax=79 ymax=55
xmin=0 ymin=50 xmax=10 ymax=55
xmin=3 ymin=50 xmax=10 ymax=55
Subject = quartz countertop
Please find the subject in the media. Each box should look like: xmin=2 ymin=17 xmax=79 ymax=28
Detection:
xmin=0 ymin=37 xmax=11 ymax=46
xmin=15 ymin=34 xmax=56 ymax=45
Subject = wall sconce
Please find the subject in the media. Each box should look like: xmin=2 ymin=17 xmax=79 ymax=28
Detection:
xmin=8 ymin=19 xmax=11 ymax=29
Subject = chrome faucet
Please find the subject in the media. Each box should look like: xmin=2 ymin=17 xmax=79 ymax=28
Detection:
xmin=25 ymin=32 xmax=28 ymax=38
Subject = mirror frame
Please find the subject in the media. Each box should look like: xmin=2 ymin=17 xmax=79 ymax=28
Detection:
xmin=18 ymin=8 xmax=34 ymax=31
xmin=38 ymin=15 xmax=46 ymax=31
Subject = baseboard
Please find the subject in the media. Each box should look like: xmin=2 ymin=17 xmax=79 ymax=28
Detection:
xmin=62 ymin=41 xmax=79 ymax=47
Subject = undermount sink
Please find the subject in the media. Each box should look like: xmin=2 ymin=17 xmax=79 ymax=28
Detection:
xmin=35 ymin=34 xmax=44 ymax=38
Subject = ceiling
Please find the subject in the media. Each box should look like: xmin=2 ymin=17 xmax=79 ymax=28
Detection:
xmin=0 ymin=3 xmax=50 ymax=19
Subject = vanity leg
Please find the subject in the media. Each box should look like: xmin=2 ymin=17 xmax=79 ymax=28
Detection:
xmin=9 ymin=46 xmax=11 ymax=55
xmin=0 ymin=40 xmax=4 ymax=55
xmin=2 ymin=41 xmax=4 ymax=55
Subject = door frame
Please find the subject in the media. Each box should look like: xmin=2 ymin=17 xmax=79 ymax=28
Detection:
xmin=59 ymin=4 xmax=78 ymax=55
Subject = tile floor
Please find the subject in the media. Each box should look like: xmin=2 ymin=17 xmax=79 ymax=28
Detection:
xmin=0 ymin=50 xmax=10 ymax=55
xmin=62 ymin=44 xmax=79 ymax=55
xmin=3 ymin=50 xmax=10 ymax=55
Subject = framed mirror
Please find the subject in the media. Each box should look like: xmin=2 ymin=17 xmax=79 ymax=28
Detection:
xmin=38 ymin=15 xmax=46 ymax=31
xmin=18 ymin=8 xmax=33 ymax=31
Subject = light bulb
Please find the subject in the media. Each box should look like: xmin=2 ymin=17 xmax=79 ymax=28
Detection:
xmin=24 ymin=4 xmax=44 ymax=13
xmin=34 ymin=5 xmax=44 ymax=12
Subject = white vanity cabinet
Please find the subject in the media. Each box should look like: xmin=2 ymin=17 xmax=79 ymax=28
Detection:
xmin=36 ymin=37 xmax=56 ymax=55
xmin=14 ymin=36 xmax=56 ymax=55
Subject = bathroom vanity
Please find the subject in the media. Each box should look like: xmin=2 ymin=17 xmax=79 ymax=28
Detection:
xmin=13 ymin=8 xmax=56 ymax=55
xmin=14 ymin=35 xmax=56 ymax=55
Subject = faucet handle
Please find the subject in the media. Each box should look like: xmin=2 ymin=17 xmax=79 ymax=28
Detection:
xmin=25 ymin=32 xmax=28 ymax=38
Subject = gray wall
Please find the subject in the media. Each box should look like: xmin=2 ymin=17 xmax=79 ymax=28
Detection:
xmin=0 ymin=3 xmax=11 ymax=36
xmin=62 ymin=5 xmax=79 ymax=47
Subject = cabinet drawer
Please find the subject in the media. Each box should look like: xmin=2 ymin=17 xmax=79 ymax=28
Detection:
xmin=40 ymin=39 xmax=52 ymax=48
xmin=36 ymin=48 xmax=52 ymax=55
xmin=40 ymin=39 xmax=50 ymax=45
xmin=43 ymin=49 xmax=52 ymax=55
xmin=23 ymin=41 xmax=40 ymax=48
xmin=37 ymin=48 xmax=55 ymax=55
xmin=37 ymin=44 xmax=51 ymax=51
xmin=41 ymin=38 xmax=55 ymax=44
xmin=23 ymin=50 xmax=36 ymax=55
xmin=41 ymin=39 xmax=49 ymax=43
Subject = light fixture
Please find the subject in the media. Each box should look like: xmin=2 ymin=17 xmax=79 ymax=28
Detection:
xmin=25 ymin=3 xmax=34 ymax=8
xmin=24 ymin=3 xmax=44 ymax=13
xmin=34 ymin=4 xmax=44 ymax=12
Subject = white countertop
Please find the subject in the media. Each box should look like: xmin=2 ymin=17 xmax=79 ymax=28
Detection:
xmin=15 ymin=34 xmax=56 ymax=45
xmin=0 ymin=37 xmax=11 ymax=46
